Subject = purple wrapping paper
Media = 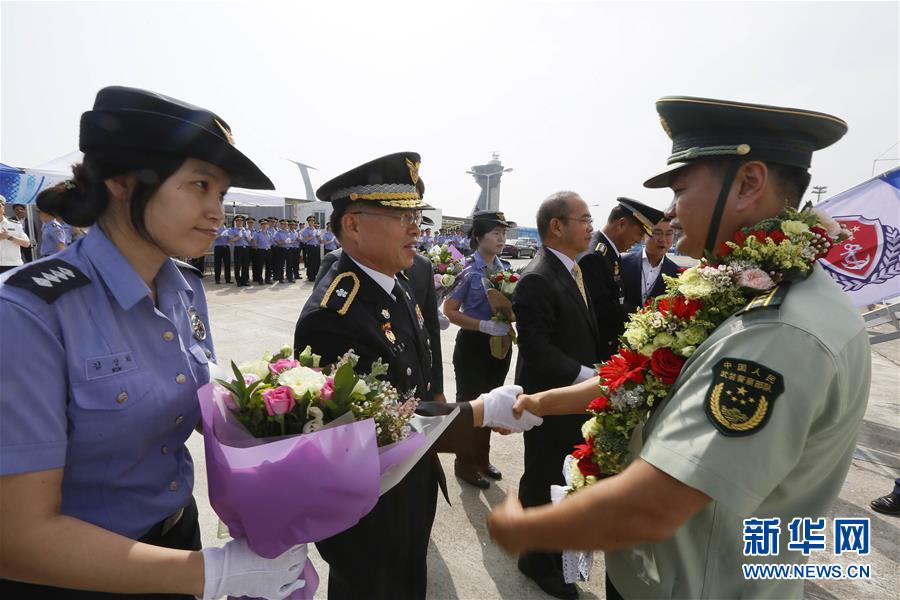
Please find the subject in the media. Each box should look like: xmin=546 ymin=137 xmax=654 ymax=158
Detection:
xmin=197 ymin=382 xmax=427 ymax=599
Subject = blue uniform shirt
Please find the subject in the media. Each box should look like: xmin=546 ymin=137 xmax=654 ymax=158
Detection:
xmin=214 ymin=225 xmax=230 ymax=247
xmin=252 ymin=229 xmax=271 ymax=250
xmin=322 ymin=231 xmax=338 ymax=251
xmin=230 ymin=226 xmax=250 ymax=247
xmin=449 ymin=252 xmax=510 ymax=321
xmin=0 ymin=226 xmax=215 ymax=539
xmin=299 ymin=226 xmax=317 ymax=246
xmin=41 ymin=220 xmax=66 ymax=257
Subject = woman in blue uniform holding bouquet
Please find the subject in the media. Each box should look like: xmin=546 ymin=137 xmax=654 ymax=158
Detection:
xmin=0 ymin=87 xmax=305 ymax=599
xmin=442 ymin=210 xmax=513 ymax=488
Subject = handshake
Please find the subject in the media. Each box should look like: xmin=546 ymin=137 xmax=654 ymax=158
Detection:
xmin=478 ymin=385 xmax=543 ymax=433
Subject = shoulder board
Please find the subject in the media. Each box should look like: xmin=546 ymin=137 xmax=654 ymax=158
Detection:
xmin=172 ymin=259 xmax=201 ymax=276
xmin=320 ymin=271 xmax=360 ymax=316
xmin=4 ymin=258 xmax=90 ymax=304
xmin=736 ymin=283 xmax=790 ymax=315
xmin=595 ymin=241 xmax=608 ymax=255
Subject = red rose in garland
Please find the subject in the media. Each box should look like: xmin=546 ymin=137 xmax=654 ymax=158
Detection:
xmin=599 ymin=349 xmax=650 ymax=391
xmin=577 ymin=455 xmax=601 ymax=477
xmin=672 ymin=296 xmax=702 ymax=320
xmin=587 ymin=396 xmax=610 ymax=412
xmin=650 ymin=347 xmax=686 ymax=385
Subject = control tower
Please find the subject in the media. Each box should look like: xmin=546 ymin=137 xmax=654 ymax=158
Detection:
xmin=467 ymin=153 xmax=512 ymax=213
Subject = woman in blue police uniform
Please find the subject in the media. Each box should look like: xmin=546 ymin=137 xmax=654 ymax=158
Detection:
xmin=0 ymin=87 xmax=305 ymax=600
xmin=443 ymin=210 xmax=513 ymax=488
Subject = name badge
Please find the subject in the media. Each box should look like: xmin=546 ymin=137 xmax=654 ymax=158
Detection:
xmin=85 ymin=351 xmax=137 ymax=380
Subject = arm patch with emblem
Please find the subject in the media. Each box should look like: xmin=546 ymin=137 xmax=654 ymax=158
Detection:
xmin=4 ymin=259 xmax=90 ymax=303
xmin=705 ymin=358 xmax=785 ymax=436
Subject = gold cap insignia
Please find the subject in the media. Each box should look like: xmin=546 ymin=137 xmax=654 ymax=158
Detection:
xmin=497 ymin=212 xmax=506 ymax=221
xmin=214 ymin=119 xmax=235 ymax=145
xmin=406 ymin=158 xmax=421 ymax=184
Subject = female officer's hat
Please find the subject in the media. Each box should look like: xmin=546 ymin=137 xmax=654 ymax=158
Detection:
xmin=80 ymin=86 xmax=273 ymax=190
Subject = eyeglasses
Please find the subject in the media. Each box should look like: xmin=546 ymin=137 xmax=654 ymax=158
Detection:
xmin=347 ymin=210 xmax=423 ymax=228
xmin=651 ymin=230 xmax=676 ymax=239
xmin=556 ymin=216 xmax=594 ymax=226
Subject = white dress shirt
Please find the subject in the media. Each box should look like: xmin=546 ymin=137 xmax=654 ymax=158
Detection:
xmin=348 ymin=255 xmax=398 ymax=300
xmin=0 ymin=217 xmax=29 ymax=267
xmin=640 ymin=248 xmax=665 ymax=304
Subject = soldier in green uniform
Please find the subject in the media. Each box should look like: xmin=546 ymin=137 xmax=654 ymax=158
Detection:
xmin=487 ymin=96 xmax=871 ymax=599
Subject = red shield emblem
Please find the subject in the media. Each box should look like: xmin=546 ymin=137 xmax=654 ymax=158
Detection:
xmin=821 ymin=216 xmax=883 ymax=280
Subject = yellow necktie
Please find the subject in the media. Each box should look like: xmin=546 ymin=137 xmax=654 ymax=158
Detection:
xmin=572 ymin=263 xmax=589 ymax=306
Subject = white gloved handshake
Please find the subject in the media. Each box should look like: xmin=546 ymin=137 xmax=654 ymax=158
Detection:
xmin=200 ymin=538 xmax=307 ymax=599
xmin=480 ymin=385 xmax=543 ymax=433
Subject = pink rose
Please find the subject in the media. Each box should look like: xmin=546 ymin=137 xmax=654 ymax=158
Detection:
xmin=434 ymin=274 xmax=442 ymax=288
xmin=243 ymin=374 xmax=260 ymax=386
xmin=262 ymin=386 xmax=295 ymax=416
xmin=269 ymin=358 xmax=300 ymax=376
xmin=214 ymin=384 xmax=239 ymax=411
xmin=737 ymin=268 xmax=775 ymax=291
xmin=320 ymin=378 xmax=335 ymax=401
xmin=438 ymin=263 xmax=447 ymax=274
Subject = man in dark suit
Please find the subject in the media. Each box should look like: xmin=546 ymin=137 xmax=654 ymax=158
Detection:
xmin=512 ymin=191 xmax=603 ymax=599
xmin=295 ymin=153 xmax=536 ymax=600
xmin=621 ymin=217 xmax=680 ymax=313
xmin=578 ymin=198 xmax=665 ymax=360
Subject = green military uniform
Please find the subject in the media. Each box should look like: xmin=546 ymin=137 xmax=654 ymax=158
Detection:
xmin=607 ymin=97 xmax=870 ymax=599
xmin=607 ymin=266 xmax=870 ymax=599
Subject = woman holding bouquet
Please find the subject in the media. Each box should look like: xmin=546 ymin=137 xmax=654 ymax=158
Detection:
xmin=443 ymin=210 xmax=514 ymax=488
xmin=0 ymin=87 xmax=305 ymax=599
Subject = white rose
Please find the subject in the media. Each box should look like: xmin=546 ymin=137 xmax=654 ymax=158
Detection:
xmin=350 ymin=379 xmax=370 ymax=398
xmin=780 ymin=220 xmax=810 ymax=236
xmin=238 ymin=359 xmax=271 ymax=380
xmin=278 ymin=366 xmax=327 ymax=399
xmin=813 ymin=208 xmax=843 ymax=238
xmin=501 ymin=280 xmax=518 ymax=296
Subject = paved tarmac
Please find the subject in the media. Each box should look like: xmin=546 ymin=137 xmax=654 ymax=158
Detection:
xmin=188 ymin=258 xmax=899 ymax=599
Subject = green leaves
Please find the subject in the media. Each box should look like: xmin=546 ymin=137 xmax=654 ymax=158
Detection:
xmin=214 ymin=360 xmax=263 ymax=411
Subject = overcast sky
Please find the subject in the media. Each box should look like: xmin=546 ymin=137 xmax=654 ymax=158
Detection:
xmin=2 ymin=0 xmax=898 ymax=225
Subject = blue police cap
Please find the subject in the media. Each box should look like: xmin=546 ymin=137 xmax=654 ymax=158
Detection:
xmin=80 ymin=86 xmax=273 ymax=190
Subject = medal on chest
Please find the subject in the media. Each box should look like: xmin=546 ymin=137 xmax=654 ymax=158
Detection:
xmin=381 ymin=321 xmax=396 ymax=344
xmin=414 ymin=304 xmax=425 ymax=329
xmin=188 ymin=307 xmax=207 ymax=341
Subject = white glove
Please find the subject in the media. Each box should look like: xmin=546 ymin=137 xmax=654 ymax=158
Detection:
xmin=200 ymin=538 xmax=307 ymax=600
xmin=478 ymin=319 xmax=511 ymax=337
xmin=481 ymin=385 xmax=543 ymax=432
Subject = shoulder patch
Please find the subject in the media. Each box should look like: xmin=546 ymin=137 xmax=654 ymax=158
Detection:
xmin=595 ymin=241 xmax=608 ymax=255
xmin=704 ymin=358 xmax=785 ymax=436
xmin=173 ymin=259 xmax=201 ymax=276
xmin=737 ymin=283 xmax=790 ymax=315
xmin=4 ymin=259 xmax=91 ymax=304
xmin=320 ymin=272 xmax=360 ymax=316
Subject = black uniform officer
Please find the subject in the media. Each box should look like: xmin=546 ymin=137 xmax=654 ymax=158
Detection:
xmin=578 ymin=197 xmax=664 ymax=360
xmin=294 ymin=152 xmax=474 ymax=600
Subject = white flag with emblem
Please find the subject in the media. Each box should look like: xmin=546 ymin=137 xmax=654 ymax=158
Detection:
xmin=817 ymin=167 xmax=900 ymax=307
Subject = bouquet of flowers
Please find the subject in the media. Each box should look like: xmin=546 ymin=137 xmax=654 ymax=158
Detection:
xmin=484 ymin=268 xmax=522 ymax=359
xmin=427 ymin=243 xmax=465 ymax=302
xmin=566 ymin=205 xmax=847 ymax=491
xmin=215 ymin=345 xmax=418 ymax=446
xmin=198 ymin=345 xmax=458 ymax=599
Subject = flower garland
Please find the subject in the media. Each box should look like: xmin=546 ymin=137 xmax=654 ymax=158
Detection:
xmin=568 ymin=205 xmax=847 ymax=489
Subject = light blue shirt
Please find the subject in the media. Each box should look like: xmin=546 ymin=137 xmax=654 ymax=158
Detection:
xmin=322 ymin=231 xmax=338 ymax=251
xmin=448 ymin=252 xmax=510 ymax=321
xmin=0 ymin=226 xmax=214 ymax=539
xmin=230 ymin=226 xmax=250 ymax=248
xmin=252 ymin=229 xmax=271 ymax=250
xmin=214 ymin=225 xmax=230 ymax=247
xmin=41 ymin=220 xmax=66 ymax=257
